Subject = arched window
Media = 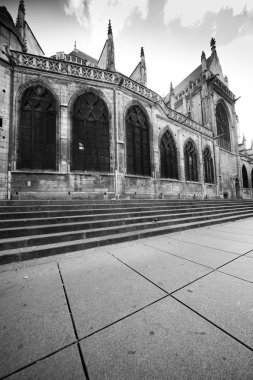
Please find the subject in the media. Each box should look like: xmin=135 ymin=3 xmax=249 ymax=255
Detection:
xmin=17 ymin=85 xmax=57 ymax=170
xmin=184 ymin=140 xmax=198 ymax=181
xmin=203 ymin=147 xmax=214 ymax=183
xmin=160 ymin=130 xmax=178 ymax=179
xmin=71 ymin=92 xmax=110 ymax=172
xmin=126 ymin=105 xmax=151 ymax=176
xmin=242 ymin=165 xmax=249 ymax=188
xmin=216 ymin=103 xmax=231 ymax=151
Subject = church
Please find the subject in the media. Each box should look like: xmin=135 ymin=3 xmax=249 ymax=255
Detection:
xmin=0 ymin=0 xmax=252 ymax=200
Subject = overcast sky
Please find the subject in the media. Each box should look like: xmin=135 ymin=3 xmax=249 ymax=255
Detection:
xmin=3 ymin=0 xmax=253 ymax=146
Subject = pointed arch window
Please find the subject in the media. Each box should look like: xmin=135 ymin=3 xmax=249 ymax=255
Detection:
xmin=71 ymin=92 xmax=110 ymax=172
xmin=242 ymin=165 xmax=249 ymax=188
xmin=203 ymin=147 xmax=214 ymax=183
xmin=126 ymin=105 xmax=151 ymax=176
xmin=184 ymin=140 xmax=198 ymax=181
xmin=216 ymin=103 xmax=231 ymax=151
xmin=17 ymin=85 xmax=57 ymax=170
xmin=160 ymin=130 xmax=178 ymax=179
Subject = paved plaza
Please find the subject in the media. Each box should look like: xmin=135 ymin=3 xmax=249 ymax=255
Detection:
xmin=1 ymin=218 xmax=253 ymax=379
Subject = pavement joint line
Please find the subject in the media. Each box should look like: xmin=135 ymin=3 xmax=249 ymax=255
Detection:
xmin=213 ymin=247 xmax=253 ymax=271
xmin=0 ymin=341 xmax=78 ymax=380
xmin=169 ymin=236 xmax=250 ymax=255
xmin=106 ymin=249 xmax=216 ymax=300
xmin=78 ymin=295 xmax=169 ymax=341
xmin=170 ymin=294 xmax=253 ymax=354
xmin=215 ymin=270 xmax=253 ymax=285
xmin=56 ymin=262 xmax=89 ymax=380
xmin=143 ymin=242 xmax=217 ymax=270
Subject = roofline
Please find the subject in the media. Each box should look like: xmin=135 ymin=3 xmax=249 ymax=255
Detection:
xmin=25 ymin=21 xmax=44 ymax=55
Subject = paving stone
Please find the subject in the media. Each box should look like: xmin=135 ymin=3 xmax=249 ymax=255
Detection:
xmin=81 ymin=296 xmax=253 ymax=380
xmin=7 ymin=344 xmax=85 ymax=380
xmin=246 ymin=251 xmax=253 ymax=258
xmin=211 ymin=224 xmax=253 ymax=236
xmin=59 ymin=251 xmax=165 ymax=338
xmin=144 ymin=236 xmax=237 ymax=268
xmin=108 ymin=244 xmax=211 ymax=293
xmin=174 ymin=271 xmax=253 ymax=348
xmin=0 ymin=263 xmax=75 ymax=379
xmin=191 ymin=228 xmax=253 ymax=244
xmin=170 ymin=231 xmax=253 ymax=254
xmin=219 ymin=256 xmax=253 ymax=283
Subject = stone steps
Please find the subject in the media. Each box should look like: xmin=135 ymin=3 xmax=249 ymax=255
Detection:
xmin=1 ymin=199 xmax=253 ymax=264
xmin=1 ymin=203 xmax=252 ymax=228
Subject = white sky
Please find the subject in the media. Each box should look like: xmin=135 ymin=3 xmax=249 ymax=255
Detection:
xmin=3 ymin=0 xmax=253 ymax=145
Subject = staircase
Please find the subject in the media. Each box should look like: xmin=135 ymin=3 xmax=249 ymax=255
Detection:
xmin=1 ymin=199 xmax=253 ymax=264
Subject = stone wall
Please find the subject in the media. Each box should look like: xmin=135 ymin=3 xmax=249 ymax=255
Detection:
xmin=0 ymin=61 xmax=11 ymax=199
xmin=0 ymin=58 xmax=251 ymax=200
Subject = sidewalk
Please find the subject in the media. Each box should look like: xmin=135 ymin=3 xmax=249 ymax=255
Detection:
xmin=1 ymin=218 xmax=253 ymax=379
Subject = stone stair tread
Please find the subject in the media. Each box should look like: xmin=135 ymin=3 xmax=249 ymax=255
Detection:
xmin=1 ymin=206 xmax=253 ymax=234
xmin=0 ymin=208 xmax=252 ymax=245
xmin=1 ymin=211 xmax=252 ymax=264
xmin=1 ymin=203 xmax=252 ymax=220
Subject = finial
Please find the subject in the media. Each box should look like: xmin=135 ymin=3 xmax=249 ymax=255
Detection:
xmin=108 ymin=19 xmax=112 ymax=35
xmin=170 ymin=82 xmax=174 ymax=94
xmin=74 ymin=40 xmax=77 ymax=50
xmin=242 ymin=133 xmax=246 ymax=143
xmin=201 ymin=51 xmax=206 ymax=60
xmin=140 ymin=47 xmax=144 ymax=58
xmin=210 ymin=37 xmax=216 ymax=51
xmin=19 ymin=0 xmax=25 ymax=14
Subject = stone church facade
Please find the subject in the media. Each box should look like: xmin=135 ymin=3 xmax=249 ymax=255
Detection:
xmin=0 ymin=1 xmax=252 ymax=200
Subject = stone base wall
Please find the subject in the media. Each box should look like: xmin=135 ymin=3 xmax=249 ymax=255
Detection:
xmin=11 ymin=172 xmax=115 ymax=200
xmin=10 ymin=171 xmax=221 ymax=200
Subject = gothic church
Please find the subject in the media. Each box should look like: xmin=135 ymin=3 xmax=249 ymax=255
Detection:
xmin=0 ymin=1 xmax=252 ymax=200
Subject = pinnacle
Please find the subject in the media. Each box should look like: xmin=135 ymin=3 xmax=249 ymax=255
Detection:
xmin=210 ymin=37 xmax=216 ymax=51
xmin=19 ymin=0 xmax=25 ymax=14
xmin=108 ymin=19 xmax=112 ymax=35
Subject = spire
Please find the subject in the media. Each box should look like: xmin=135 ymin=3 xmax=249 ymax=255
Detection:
xmin=210 ymin=37 xmax=216 ymax=52
xmin=170 ymin=82 xmax=174 ymax=95
xmin=98 ymin=20 xmax=115 ymax=71
xmin=242 ymin=133 xmax=246 ymax=144
xmin=19 ymin=0 xmax=25 ymax=15
xmin=108 ymin=19 xmax=112 ymax=36
xmin=16 ymin=0 xmax=26 ymax=48
xmin=74 ymin=41 xmax=77 ymax=50
xmin=140 ymin=46 xmax=147 ymax=86
xmin=129 ymin=47 xmax=147 ymax=86
xmin=201 ymin=50 xmax=207 ymax=72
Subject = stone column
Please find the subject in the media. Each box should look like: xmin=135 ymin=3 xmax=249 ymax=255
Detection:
xmin=59 ymin=104 xmax=69 ymax=173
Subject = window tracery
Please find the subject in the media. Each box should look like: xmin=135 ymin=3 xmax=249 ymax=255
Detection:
xmin=17 ymin=85 xmax=57 ymax=170
xmin=71 ymin=92 xmax=110 ymax=172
